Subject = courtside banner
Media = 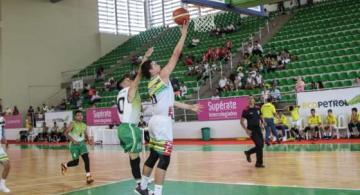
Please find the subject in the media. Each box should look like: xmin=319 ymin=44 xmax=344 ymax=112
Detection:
xmin=45 ymin=111 xmax=73 ymax=128
xmin=4 ymin=115 xmax=23 ymax=129
xmin=197 ymin=97 xmax=249 ymax=121
xmin=86 ymin=107 xmax=120 ymax=126
xmin=297 ymin=87 xmax=360 ymax=117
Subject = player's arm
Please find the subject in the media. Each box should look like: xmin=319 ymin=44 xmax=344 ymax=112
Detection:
xmin=240 ymin=118 xmax=251 ymax=137
xmin=128 ymin=47 xmax=154 ymax=103
xmin=160 ymin=22 xmax=189 ymax=82
xmin=174 ymin=101 xmax=202 ymax=112
xmin=64 ymin=122 xmax=78 ymax=144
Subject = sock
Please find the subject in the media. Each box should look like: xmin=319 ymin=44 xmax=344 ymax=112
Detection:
xmin=0 ymin=179 xmax=5 ymax=185
xmin=140 ymin=175 xmax=150 ymax=190
xmin=154 ymin=184 xmax=163 ymax=195
xmin=86 ymin=172 xmax=91 ymax=177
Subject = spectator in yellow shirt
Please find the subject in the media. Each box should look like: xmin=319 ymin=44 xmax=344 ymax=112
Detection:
xmin=348 ymin=107 xmax=360 ymax=138
xmin=261 ymin=98 xmax=280 ymax=145
xmin=274 ymin=111 xmax=289 ymax=142
xmin=324 ymin=109 xmax=337 ymax=139
xmin=288 ymin=105 xmax=303 ymax=140
xmin=304 ymin=109 xmax=322 ymax=140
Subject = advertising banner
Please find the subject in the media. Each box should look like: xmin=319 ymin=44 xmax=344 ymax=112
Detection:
xmin=86 ymin=107 xmax=120 ymax=126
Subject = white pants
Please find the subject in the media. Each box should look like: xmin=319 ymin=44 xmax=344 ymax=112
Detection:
xmin=291 ymin=120 xmax=301 ymax=129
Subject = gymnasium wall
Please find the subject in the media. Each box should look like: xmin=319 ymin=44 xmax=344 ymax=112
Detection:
xmin=0 ymin=0 xmax=128 ymax=112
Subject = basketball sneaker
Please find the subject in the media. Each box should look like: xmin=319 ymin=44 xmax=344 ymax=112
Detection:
xmin=61 ymin=163 xmax=67 ymax=175
xmin=0 ymin=183 xmax=10 ymax=193
xmin=134 ymin=186 xmax=154 ymax=195
xmin=86 ymin=175 xmax=94 ymax=184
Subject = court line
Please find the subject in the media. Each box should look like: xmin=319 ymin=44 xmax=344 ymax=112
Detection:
xmin=55 ymin=178 xmax=132 ymax=195
xmin=166 ymin=178 xmax=360 ymax=191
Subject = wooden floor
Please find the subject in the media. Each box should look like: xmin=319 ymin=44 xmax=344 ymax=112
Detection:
xmin=4 ymin=144 xmax=360 ymax=194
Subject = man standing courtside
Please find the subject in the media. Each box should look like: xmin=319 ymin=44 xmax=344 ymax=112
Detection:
xmin=241 ymin=96 xmax=265 ymax=168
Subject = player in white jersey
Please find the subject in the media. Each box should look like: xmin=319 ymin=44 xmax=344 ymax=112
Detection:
xmin=116 ymin=48 xmax=154 ymax=193
xmin=0 ymin=114 xmax=11 ymax=193
xmin=138 ymin=21 xmax=201 ymax=195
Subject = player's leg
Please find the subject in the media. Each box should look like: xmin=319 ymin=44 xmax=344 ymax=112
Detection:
xmin=348 ymin=122 xmax=355 ymax=138
xmin=81 ymin=152 xmax=94 ymax=184
xmin=0 ymin=148 xmax=10 ymax=193
xmin=244 ymin=130 xmax=256 ymax=162
xmin=268 ymin=119 xmax=279 ymax=143
xmin=140 ymin=148 xmax=159 ymax=193
xmin=264 ymin=119 xmax=271 ymax=145
xmin=61 ymin=143 xmax=80 ymax=175
xmin=253 ymin=129 xmax=264 ymax=167
xmin=154 ymin=154 xmax=171 ymax=195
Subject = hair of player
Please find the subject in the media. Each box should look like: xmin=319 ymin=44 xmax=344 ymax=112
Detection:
xmin=352 ymin=107 xmax=358 ymax=112
xmin=74 ymin=110 xmax=82 ymax=115
xmin=117 ymin=73 xmax=131 ymax=90
xmin=141 ymin=60 xmax=153 ymax=79
xmin=311 ymin=108 xmax=315 ymax=112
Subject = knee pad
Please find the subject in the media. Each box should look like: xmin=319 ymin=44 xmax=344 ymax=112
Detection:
xmin=157 ymin=155 xmax=170 ymax=171
xmin=144 ymin=150 xmax=159 ymax=169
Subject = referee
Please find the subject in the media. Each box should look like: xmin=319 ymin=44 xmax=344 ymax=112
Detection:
xmin=241 ymin=96 xmax=265 ymax=168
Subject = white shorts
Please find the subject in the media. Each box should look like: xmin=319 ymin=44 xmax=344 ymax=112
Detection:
xmin=291 ymin=120 xmax=301 ymax=128
xmin=0 ymin=146 xmax=8 ymax=161
xmin=148 ymin=115 xmax=174 ymax=141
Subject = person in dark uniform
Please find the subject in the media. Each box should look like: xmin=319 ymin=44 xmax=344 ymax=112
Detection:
xmin=241 ymin=96 xmax=265 ymax=168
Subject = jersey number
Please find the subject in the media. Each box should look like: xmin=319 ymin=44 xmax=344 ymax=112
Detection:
xmin=117 ymin=97 xmax=125 ymax=114
xmin=150 ymin=94 xmax=158 ymax=104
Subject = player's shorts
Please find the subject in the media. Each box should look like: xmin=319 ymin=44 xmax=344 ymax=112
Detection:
xmin=148 ymin=115 xmax=174 ymax=156
xmin=69 ymin=141 xmax=88 ymax=160
xmin=0 ymin=146 xmax=9 ymax=162
xmin=291 ymin=120 xmax=301 ymax=128
xmin=117 ymin=123 xmax=142 ymax=153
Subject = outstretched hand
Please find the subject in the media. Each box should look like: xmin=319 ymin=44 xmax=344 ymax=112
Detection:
xmin=144 ymin=47 xmax=154 ymax=58
xmin=190 ymin=104 xmax=203 ymax=113
xmin=180 ymin=20 xmax=189 ymax=36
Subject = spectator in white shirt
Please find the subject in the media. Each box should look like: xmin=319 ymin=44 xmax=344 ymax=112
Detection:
xmin=270 ymin=85 xmax=282 ymax=101
xmin=218 ymin=76 xmax=228 ymax=91
xmin=261 ymin=86 xmax=270 ymax=103
xmin=180 ymin=83 xmax=188 ymax=97
xmin=246 ymin=42 xmax=253 ymax=55
xmin=255 ymin=73 xmax=263 ymax=88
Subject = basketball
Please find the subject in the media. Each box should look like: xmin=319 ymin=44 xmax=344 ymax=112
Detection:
xmin=173 ymin=8 xmax=190 ymax=25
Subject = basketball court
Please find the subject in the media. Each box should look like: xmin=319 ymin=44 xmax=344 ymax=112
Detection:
xmin=6 ymin=141 xmax=360 ymax=194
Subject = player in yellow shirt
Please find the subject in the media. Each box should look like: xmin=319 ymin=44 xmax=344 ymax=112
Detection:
xmin=324 ymin=109 xmax=337 ymax=139
xmin=348 ymin=107 xmax=360 ymax=138
xmin=304 ymin=109 xmax=322 ymax=140
xmin=288 ymin=105 xmax=303 ymax=140
xmin=261 ymin=98 xmax=280 ymax=145
xmin=274 ymin=110 xmax=289 ymax=142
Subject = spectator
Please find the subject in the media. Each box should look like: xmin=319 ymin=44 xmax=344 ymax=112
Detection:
xmin=89 ymin=88 xmax=101 ymax=104
xmin=310 ymin=82 xmax=318 ymax=90
xmin=27 ymin=106 xmax=35 ymax=127
xmin=348 ymin=107 xmax=360 ymax=138
xmin=5 ymin=108 xmax=12 ymax=116
xmin=185 ymin=55 xmax=194 ymax=66
xmin=50 ymin=122 xmax=59 ymax=142
xmin=58 ymin=122 xmax=67 ymax=142
xmin=225 ymin=39 xmax=233 ymax=52
xmin=245 ymin=42 xmax=253 ymax=55
xmin=83 ymin=83 xmax=90 ymax=95
xmin=39 ymin=121 xmax=49 ymax=142
xmin=218 ymin=76 xmax=228 ymax=92
xmin=288 ymin=105 xmax=303 ymax=140
xmin=304 ymin=109 xmax=322 ymax=140
xmin=252 ymin=41 xmax=263 ymax=55
xmin=0 ymin=98 xmax=2 ymax=114
xmin=42 ymin=104 xmax=49 ymax=113
xmin=12 ymin=106 xmax=19 ymax=115
xmin=137 ymin=116 xmax=150 ymax=143
xmin=260 ymin=86 xmax=270 ymax=103
xmin=95 ymin=66 xmax=105 ymax=81
xmin=180 ymin=83 xmax=188 ymax=97
xmin=255 ymin=72 xmax=263 ymax=88
xmin=211 ymin=89 xmax=220 ymax=99
xmin=261 ymin=98 xmax=280 ymax=145
xmin=354 ymin=77 xmax=360 ymax=86
xmin=35 ymin=107 xmax=44 ymax=122
xmin=269 ymin=85 xmax=282 ymax=101
xmin=274 ymin=110 xmax=289 ymax=141
xmin=324 ymin=109 xmax=337 ymax=139
xmin=295 ymin=77 xmax=305 ymax=93
xmin=189 ymin=37 xmax=200 ymax=48
xmin=317 ymin=81 xmax=324 ymax=89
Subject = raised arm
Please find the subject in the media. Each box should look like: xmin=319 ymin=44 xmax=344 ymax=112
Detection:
xmin=128 ymin=47 xmax=154 ymax=102
xmin=174 ymin=101 xmax=202 ymax=113
xmin=160 ymin=22 xmax=189 ymax=82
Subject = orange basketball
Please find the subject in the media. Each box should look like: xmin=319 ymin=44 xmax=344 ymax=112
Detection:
xmin=173 ymin=8 xmax=190 ymax=25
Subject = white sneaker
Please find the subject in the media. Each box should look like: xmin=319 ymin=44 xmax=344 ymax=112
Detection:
xmin=282 ymin=137 xmax=287 ymax=142
xmin=0 ymin=184 xmax=10 ymax=193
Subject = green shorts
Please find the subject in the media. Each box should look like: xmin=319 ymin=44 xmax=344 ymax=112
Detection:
xmin=69 ymin=141 xmax=88 ymax=160
xmin=117 ymin=123 xmax=142 ymax=153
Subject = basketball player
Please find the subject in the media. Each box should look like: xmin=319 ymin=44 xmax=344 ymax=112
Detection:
xmin=0 ymin=113 xmax=10 ymax=193
xmin=136 ymin=21 xmax=201 ymax=195
xmin=116 ymin=48 xmax=153 ymax=192
xmin=61 ymin=110 xmax=94 ymax=184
